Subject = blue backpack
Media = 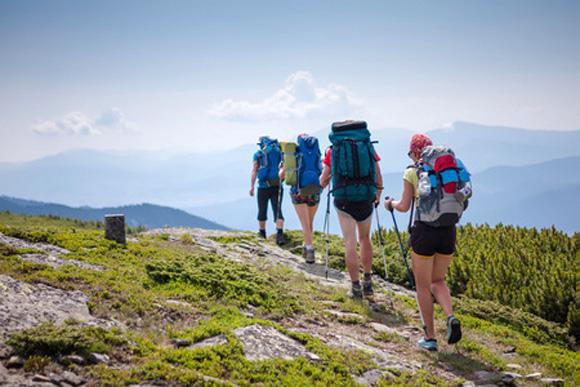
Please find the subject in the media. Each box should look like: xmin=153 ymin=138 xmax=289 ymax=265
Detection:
xmin=329 ymin=121 xmax=377 ymax=202
xmin=257 ymin=137 xmax=281 ymax=187
xmin=296 ymin=134 xmax=322 ymax=195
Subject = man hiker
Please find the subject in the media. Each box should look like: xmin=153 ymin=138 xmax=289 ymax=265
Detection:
xmin=319 ymin=120 xmax=383 ymax=299
xmin=250 ymin=136 xmax=286 ymax=245
xmin=279 ymin=133 xmax=322 ymax=264
xmin=384 ymin=133 xmax=471 ymax=351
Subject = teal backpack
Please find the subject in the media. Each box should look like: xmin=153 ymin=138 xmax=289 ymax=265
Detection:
xmin=329 ymin=121 xmax=377 ymax=202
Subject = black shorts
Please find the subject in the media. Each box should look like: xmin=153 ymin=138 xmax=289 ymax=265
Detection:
xmin=257 ymin=187 xmax=284 ymax=222
xmin=334 ymin=199 xmax=374 ymax=222
xmin=410 ymin=222 xmax=456 ymax=257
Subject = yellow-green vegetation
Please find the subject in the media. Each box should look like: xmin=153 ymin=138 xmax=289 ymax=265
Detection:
xmin=1 ymin=212 xmax=578 ymax=386
xmin=283 ymin=225 xmax=578 ymax=342
xmin=379 ymin=369 xmax=461 ymax=386
xmin=7 ymin=322 xmax=126 ymax=358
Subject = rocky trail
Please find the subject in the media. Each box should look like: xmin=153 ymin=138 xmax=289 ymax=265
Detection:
xmin=0 ymin=227 xmax=568 ymax=386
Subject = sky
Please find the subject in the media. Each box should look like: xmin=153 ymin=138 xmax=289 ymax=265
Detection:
xmin=0 ymin=0 xmax=579 ymax=162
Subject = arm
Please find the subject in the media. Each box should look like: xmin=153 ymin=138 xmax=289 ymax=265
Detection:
xmin=320 ymin=164 xmax=331 ymax=188
xmin=249 ymin=161 xmax=258 ymax=196
xmin=279 ymin=164 xmax=285 ymax=181
xmin=375 ymin=162 xmax=383 ymax=206
xmin=385 ymin=179 xmax=415 ymax=213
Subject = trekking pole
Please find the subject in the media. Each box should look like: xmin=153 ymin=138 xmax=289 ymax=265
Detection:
xmin=386 ymin=198 xmax=415 ymax=290
xmin=323 ymin=187 xmax=331 ymax=280
xmin=374 ymin=205 xmax=388 ymax=281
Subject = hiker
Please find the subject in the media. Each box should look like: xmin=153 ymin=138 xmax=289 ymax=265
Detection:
xmin=384 ymin=133 xmax=471 ymax=351
xmin=319 ymin=120 xmax=383 ymax=299
xmin=279 ymin=134 xmax=322 ymax=264
xmin=249 ymin=136 xmax=286 ymax=245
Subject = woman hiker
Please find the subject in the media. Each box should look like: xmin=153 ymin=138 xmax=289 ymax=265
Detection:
xmin=319 ymin=121 xmax=383 ymax=299
xmin=279 ymin=134 xmax=322 ymax=264
xmin=384 ymin=133 xmax=463 ymax=351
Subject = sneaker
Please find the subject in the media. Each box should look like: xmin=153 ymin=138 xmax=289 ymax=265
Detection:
xmin=276 ymin=232 xmax=286 ymax=246
xmin=305 ymin=247 xmax=315 ymax=264
xmin=258 ymin=230 xmax=266 ymax=239
xmin=362 ymin=279 xmax=374 ymax=297
xmin=418 ymin=337 xmax=438 ymax=351
xmin=447 ymin=315 xmax=462 ymax=344
xmin=348 ymin=283 xmax=363 ymax=300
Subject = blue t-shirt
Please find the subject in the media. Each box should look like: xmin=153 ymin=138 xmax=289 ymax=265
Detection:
xmin=253 ymin=151 xmax=268 ymax=189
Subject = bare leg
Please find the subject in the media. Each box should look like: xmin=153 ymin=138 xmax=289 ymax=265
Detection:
xmin=412 ymin=252 xmax=436 ymax=339
xmin=430 ymin=254 xmax=453 ymax=317
xmin=357 ymin=216 xmax=373 ymax=274
xmin=259 ymin=221 xmax=266 ymax=230
xmin=307 ymin=204 xmax=318 ymax=239
xmin=293 ymin=204 xmax=312 ymax=245
xmin=337 ymin=210 xmax=359 ymax=282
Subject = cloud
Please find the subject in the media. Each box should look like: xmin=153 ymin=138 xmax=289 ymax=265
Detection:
xmin=209 ymin=71 xmax=362 ymax=121
xmin=33 ymin=108 xmax=137 ymax=136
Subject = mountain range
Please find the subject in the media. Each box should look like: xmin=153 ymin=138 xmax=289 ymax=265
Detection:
xmin=0 ymin=196 xmax=228 ymax=230
xmin=0 ymin=121 xmax=578 ymax=232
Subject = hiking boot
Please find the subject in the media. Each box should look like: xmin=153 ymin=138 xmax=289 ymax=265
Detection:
xmin=258 ymin=230 xmax=266 ymax=239
xmin=362 ymin=279 xmax=374 ymax=297
xmin=276 ymin=232 xmax=286 ymax=246
xmin=418 ymin=337 xmax=438 ymax=351
xmin=446 ymin=315 xmax=462 ymax=344
xmin=301 ymin=246 xmax=307 ymax=259
xmin=305 ymin=247 xmax=315 ymax=264
xmin=348 ymin=283 xmax=363 ymax=300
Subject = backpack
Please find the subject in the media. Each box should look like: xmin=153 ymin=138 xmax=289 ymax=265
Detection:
xmin=329 ymin=120 xmax=377 ymax=202
xmin=415 ymin=145 xmax=472 ymax=227
xmin=296 ymin=134 xmax=322 ymax=195
xmin=281 ymin=142 xmax=298 ymax=186
xmin=257 ymin=137 xmax=281 ymax=187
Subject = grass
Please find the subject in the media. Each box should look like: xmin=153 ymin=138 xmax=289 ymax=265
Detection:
xmin=1 ymin=212 xmax=578 ymax=386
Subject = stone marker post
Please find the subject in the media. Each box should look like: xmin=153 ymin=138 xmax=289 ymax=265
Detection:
xmin=104 ymin=214 xmax=126 ymax=244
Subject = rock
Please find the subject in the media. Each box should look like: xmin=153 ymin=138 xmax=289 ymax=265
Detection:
xmin=501 ymin=372 xmax=520 ymax=386
xmin=324 ymin=310 xmax=365 ymax=323
xmin=472 ymin=370 xmax=499 ymax=382
xmin=172 ymin=338 xmax=191 ymax=348
xmin=88 ymin=352 xmax=110 ymax=365
xmin=49 ymin=373 xmax=65 ymax=385
xmin=506 ymin=363 xmax=522 ymax=370
xmin=355 ymin=369 xmax=384 ymax=385
xmin=540 ymin=377 xmax=565 ymax=386
xmin=369 ymin=322 xmax=396 ymax=334
xmin=233 ymin=324 xmax=320 ymax=362
xmin=62 ymin=370 xmax=85 ymax=386
xmin=105 ymin=214 xmax=126 ymax=244
xmin=188 ymin=334 xmax=227 ymax=349
xmin=0 ymin=343 xmax=13 ymax=359
xmin=32 ymin=374 xmax=52 ymax=383
xmin=0 ymin=275 xmax=107 ymax=338
xmin=6 ymin=355 xmax=25 ymax=368
xmin=59 ymin=354 xmax=85 ymax=365
xmin=503 ymin=346 xmax=517 ymax=353
xmin=525 ymin=372 xmax=543 ymax=380
xmin=462 ymin=382 xmax=476 ymax=387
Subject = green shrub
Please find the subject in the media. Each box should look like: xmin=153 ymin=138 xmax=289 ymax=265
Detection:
xmin=7 ymin=322 xmax=125 ymax=358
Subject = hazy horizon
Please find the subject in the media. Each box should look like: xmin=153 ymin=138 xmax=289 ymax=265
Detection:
xmin=1 ymin=0 xmax=579 ymax=162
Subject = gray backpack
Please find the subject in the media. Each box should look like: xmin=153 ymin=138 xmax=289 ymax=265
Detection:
xmin=415 ymin=146 xmax=472 ymax=227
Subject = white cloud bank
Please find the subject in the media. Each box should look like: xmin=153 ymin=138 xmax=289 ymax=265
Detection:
xmin=209 ymin=71 xmax=362 ymax=121
xmin=33 ymin=108 xmax=137 ymax=136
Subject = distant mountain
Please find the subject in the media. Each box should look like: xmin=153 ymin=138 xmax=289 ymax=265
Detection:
xmin=0 ymin=122 xmax=578 ymax=231
xmin=0 ymin=196 xmax=229 ymax=230
xmin=191 ymin=157 xmax=580 ymax=233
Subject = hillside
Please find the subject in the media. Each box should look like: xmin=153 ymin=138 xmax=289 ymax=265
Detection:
xmin=0 ymin=213 xmax=577 ymax=386
xmin=0 ymin=196 xmax=228 ymax=230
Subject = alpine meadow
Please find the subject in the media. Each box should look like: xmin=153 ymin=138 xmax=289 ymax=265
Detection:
xmin=1 ymin=1 xmax=579 ymax=386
